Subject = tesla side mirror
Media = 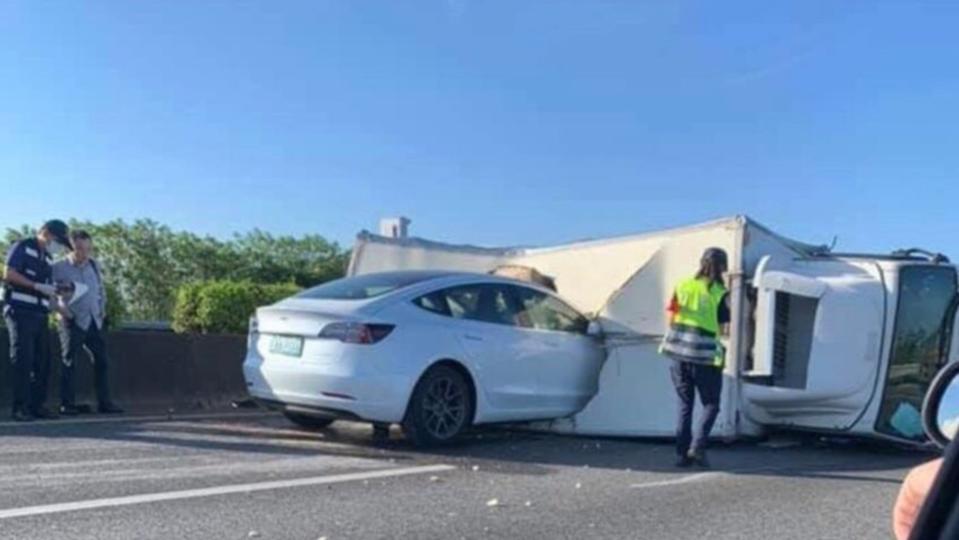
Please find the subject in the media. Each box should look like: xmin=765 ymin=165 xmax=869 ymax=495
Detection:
xmin=587 ymin=321 xmax=604 ymax=338
xmin=922 ymin=362 xmax=959 ymax=448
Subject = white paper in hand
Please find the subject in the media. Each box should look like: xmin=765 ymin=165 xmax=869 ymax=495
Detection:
xmin=68 ymin=282 xmax=89 ymax=306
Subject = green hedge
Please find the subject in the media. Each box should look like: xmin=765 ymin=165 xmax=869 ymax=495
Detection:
xmin=103 ymin=280 xmax=128 ymax=329
xmin=172 ymin=280 xmax=301 ymax=334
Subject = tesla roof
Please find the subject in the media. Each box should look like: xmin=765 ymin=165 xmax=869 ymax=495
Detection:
xmin=348 ymin=269 xmax=552 ymax=290
xmin=360 ymin=269 xmax=471 ymax=280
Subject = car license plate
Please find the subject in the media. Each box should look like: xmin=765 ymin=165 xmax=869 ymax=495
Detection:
xmin=269 ymin=335 xmax=304 ymax=357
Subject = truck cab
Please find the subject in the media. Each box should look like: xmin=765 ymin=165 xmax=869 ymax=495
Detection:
xmin=741 ymin=250 xmax=958 ymax=443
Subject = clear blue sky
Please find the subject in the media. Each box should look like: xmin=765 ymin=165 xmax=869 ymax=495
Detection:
xmin=1 ymin=1 xmax=956 ymax=255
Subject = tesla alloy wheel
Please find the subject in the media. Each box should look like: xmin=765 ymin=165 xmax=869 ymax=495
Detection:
xmin=403 ymin=365 xmax=473 ymax=447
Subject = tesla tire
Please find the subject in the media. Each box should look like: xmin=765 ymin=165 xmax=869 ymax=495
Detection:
xmin=403 ymin=365 xmax=473 ymax=447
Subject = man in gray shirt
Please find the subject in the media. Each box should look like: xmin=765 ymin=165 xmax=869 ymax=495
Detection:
xmin=52 ymin=230 xmax=123 ymax=415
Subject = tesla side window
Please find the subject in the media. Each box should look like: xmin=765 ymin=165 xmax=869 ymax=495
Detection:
xmin=413 ymin=291 xmax=451 ymax=316
xmin=417 ymin=284 xmax=521 ymax=326
xmin=512 ymin=286 xmax=589 ymax=335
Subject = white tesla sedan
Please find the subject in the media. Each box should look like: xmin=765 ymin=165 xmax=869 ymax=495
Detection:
xmin=242 ymin=270 xmax=606 ymax=446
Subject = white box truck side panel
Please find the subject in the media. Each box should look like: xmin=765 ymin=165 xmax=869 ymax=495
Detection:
xmin=349 ymin=232 xmax=513 ymax=276
xmin=532 ymin=221 xmax=743 ymax=437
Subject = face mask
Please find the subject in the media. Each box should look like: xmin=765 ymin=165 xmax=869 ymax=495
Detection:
xmin=48 ymin=242 xmax=65 ymax=256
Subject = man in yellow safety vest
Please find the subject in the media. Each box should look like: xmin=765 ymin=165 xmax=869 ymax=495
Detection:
xmin=660 ymin=247 xmax=730 ymax=468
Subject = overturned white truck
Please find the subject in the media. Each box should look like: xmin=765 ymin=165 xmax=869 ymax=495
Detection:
xmin=348 ymin=216 xmax=959 ymax=444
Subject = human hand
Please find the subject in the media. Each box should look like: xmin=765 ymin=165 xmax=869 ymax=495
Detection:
xmin=33 ymin=282 xmax=57 ymax=297
xmin=894 ymin=458 xmax=943 ymax=540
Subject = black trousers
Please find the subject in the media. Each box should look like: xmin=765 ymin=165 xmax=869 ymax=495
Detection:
xmin=4 ymin=310 xmax=51 ymax=413
xmin=59 ymin=320 xmax=112 ymax=407
xmin=670 ymin=360 xmax=723 ymax=457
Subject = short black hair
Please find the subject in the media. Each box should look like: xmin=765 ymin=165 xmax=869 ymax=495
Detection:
xmin=70 ymin=229 xmax=92 ymax=243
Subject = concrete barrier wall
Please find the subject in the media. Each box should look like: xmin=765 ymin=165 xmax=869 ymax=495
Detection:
xmin=0 ymin=329 xmax=248 ymax=412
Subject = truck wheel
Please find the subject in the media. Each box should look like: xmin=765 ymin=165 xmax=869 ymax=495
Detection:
xmin=283 ymin=411 xmax=335 ymax=430
xmin=402 ymin=365 xmax=473 ymax=447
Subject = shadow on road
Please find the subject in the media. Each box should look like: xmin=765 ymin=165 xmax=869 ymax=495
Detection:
xmin=1 ymin=411 xmax=932 ymax=485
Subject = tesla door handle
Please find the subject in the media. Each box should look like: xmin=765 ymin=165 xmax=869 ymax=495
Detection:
xmin=463 ymin=334 xmax=484 ymax=342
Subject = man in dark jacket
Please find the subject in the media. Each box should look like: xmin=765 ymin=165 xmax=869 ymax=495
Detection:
xmin=2 ymin=220 xmax=72 ymax=421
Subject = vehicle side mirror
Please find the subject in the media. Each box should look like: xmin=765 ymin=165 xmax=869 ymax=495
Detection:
xmin=922 ymin=362 xmax=959 ymax=448
xmin=587 ymin=321 xmax=604 ymax=338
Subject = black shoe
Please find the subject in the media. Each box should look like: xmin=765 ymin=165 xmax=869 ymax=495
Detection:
xmin=75 ymin=404 xmax=94 ymax=414
xmin=688 ymin=451 xmax=711 ymax=469
xmin=31 ymin=407 xmax=59 ymax=420
xmin=11 ymin=409 xmax=34 ymax=422
xmin=98 ymin=403 xmax=124 ymax=414
xmin=59 ymin=404 xmax=82 ymax=416
xmin=674 ymin=455 xmax=694 ymax=468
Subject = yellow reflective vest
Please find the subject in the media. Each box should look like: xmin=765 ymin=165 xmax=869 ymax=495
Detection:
xmin=659 ymin=277 xmax=727 ymax=367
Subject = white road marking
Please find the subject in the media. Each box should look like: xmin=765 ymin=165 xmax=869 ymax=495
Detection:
xmin=627 ymin=463 xmax=896 ymax=491
xmin=0 ymin=411 xmax=276 ymax=429
xmin=0 ymin=464 xmax=456 ymax=520
xmin=630 ymin=471 xmax=719 ymax=489
xmin=628 ymin=464 xmax=804 ymax=490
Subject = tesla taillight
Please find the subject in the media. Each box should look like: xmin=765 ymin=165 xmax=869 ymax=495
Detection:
xmin=318 ymin=322 xmax=395 ymax=344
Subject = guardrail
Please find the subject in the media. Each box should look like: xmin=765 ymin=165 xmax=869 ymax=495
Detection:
xmin=0 ymin=330 xmax=248 ymax=412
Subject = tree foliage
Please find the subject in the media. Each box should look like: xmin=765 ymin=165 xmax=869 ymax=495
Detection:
xmin=2 ymin=219 xmax=349 ymax=323
xmin=172 ymin=280 xmax=301 ymax=334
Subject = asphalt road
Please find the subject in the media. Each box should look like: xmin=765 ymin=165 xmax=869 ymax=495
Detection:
xmin=0 ymin=411 xmax=931 ymax=540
